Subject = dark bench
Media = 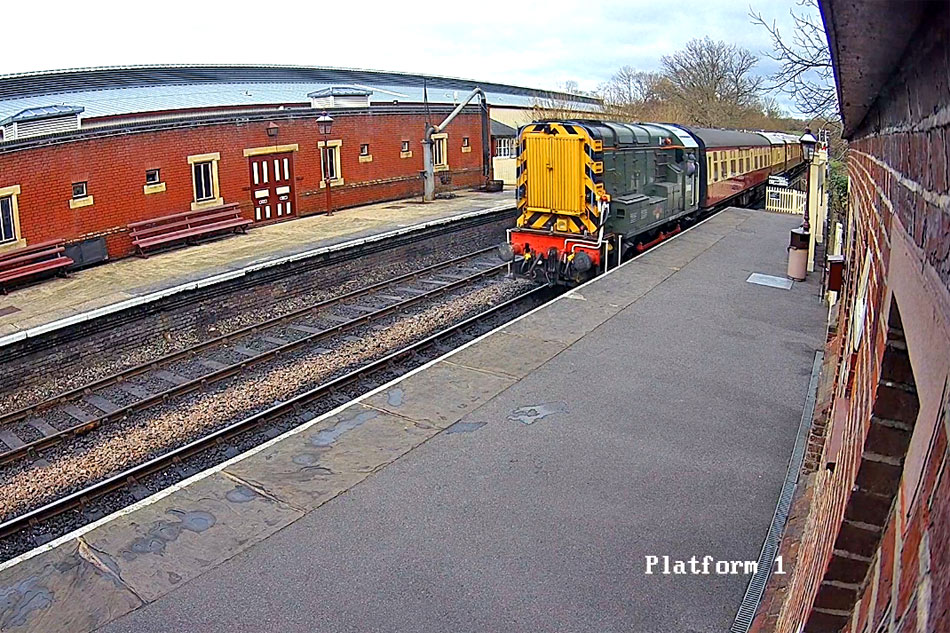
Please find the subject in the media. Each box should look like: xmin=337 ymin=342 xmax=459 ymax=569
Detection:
xmin=0 ymin=239 xmax=73 ymax=294
xmin=128 ymin=203 xmax=251 ymax=257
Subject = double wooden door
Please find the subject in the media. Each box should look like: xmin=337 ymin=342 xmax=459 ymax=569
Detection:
xmin=248 ymin=152 xmax=295 ymax=221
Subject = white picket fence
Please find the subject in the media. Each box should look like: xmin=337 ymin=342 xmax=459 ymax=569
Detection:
xmin=765 ymin=186 xmax=807 ymax=215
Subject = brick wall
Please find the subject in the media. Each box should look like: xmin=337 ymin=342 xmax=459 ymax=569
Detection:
xmin=754 ymin=8 xmax=950 ymax=633
xmin=0 ymin=109 xmax=486 ymax=258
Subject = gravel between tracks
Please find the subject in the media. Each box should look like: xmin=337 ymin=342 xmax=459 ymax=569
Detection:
xmin=0 ymin=277 xmax=535 ymax=522
xmin=0 ymin=239 xmax=501 ymax=417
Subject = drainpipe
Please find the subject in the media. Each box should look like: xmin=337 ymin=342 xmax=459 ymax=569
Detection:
xmin=423 ymin=87 xmax=488 ymax=201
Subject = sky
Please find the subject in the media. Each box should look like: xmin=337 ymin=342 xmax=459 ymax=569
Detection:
xmin=1 ymin=0 xmax=819 ymax=115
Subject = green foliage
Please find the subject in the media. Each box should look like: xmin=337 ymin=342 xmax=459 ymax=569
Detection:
xmin=828 ymin=159 xmax=849 ymax=218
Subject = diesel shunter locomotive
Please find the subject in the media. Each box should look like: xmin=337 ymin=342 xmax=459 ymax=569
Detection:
xmin=498 ymin=119 xmax=803 ymax=285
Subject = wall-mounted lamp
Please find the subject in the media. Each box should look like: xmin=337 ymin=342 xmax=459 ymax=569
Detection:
xmin=800 ymin=128 xmax=817 ymax=163
xmin=267 ymin=122 xmax=280 ymax=138
xmin=316 ymin=112 xmax=333 ymax=136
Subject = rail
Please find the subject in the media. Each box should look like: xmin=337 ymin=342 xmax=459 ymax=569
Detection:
xmin=0 ymin=285 xmax=551 ymax=540
xmin=0 ymin=249 xmax=506 ymax=464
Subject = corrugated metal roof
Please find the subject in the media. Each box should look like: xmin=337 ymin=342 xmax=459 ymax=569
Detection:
xmin=307 ymin=87 xmax=373 ymax=98
xmin=757 ymin=131 xmax=800 ymax=145
xmin=0 ymin=104 xmax=84 ymax=126
xmin=0 ymin=64 xmax=601 ymax=123
xmin=687 ymin=127 xmax=772 ymax=148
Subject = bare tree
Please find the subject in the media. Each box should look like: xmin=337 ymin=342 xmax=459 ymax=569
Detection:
xmin=750 ymin=0 xmax=838 ymax=120
xmin=599 ymin=67 xmax=664 ymax=106
xmin=597 ymin=68 xmax=685 ymax=123
xmin=660 ymin=37 xmax=764 ymax=127
xmin=531 ymin=81 xmax=598 ymax=121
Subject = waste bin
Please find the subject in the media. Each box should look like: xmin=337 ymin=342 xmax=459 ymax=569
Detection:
xmin=787 ymin=228 xmax=809 ymax=281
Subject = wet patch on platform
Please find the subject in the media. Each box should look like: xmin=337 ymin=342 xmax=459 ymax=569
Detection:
xmin=507 ymin=402 xmax=567 ymax=425
xmin=445 ymin=421 xmax=487 ymax=434
xmin=0 ymin=539 xmax=142 ymax=632
xmin=79 ymin=474 xmax=301 ymax=603
xmin=223 ymin=405 xmax=433 ymax=510
xmin=364 ymin=362 xmax=514 ymax=429
xmin=309 ymin=409 xmax=378 ymax=447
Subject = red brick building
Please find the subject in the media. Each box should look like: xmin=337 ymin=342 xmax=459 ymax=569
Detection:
xmin=0 ymin=65 xmax=600 ymax=260
xmin=752 ymin=2 xmax=950 ymax=632
xmin=0 ymin=106 xmax=484 ymax=258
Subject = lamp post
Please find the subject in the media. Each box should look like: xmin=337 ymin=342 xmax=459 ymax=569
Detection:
xmin=317 ymin=112 xmax=334 ymax=216
xmin=799 ymin=128 xmax=817 ymax=232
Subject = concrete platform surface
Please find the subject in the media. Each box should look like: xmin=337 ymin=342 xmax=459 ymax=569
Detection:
xmin=0 ymin=189 xmax=512 ymax=344
xmin=0 ymin=208 xmax=827 ymax=633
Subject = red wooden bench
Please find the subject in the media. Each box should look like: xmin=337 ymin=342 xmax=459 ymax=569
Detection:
xmin=128 ymin=203 xmax=251 ymax=257
xmin=0 ymin=239 xmax=73 ymax=294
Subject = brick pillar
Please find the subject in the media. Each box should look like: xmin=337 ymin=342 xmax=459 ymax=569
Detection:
xmin=805 ymin=305 xmax=919 ymax=632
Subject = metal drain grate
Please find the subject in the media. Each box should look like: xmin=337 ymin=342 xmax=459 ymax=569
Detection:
xmin=731 ymin=351 xmax=823 ymax=632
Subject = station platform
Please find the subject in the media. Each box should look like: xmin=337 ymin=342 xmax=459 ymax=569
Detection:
xmin=0 ymin=189 xmax=512 ymax=346
xmin=0 ymin=208 xmax=827 ymax=633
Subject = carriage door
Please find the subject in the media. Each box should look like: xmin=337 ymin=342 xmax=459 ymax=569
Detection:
xmin=249 ymin=153 xmax=295 ymax=221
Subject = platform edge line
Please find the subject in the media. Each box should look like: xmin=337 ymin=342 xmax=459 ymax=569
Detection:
xmin=0 ymin=206 xmax=727 ymax=573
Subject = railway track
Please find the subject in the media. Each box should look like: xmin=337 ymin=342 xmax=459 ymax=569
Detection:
xmin=0 ymin=248 xmax=506 ymax=465
xmin=0 ymin=284 xmax=552 ymax=543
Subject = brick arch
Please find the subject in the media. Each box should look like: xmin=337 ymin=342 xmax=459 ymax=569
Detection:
xmin=806 ymin=300 xmax=920 ymax=631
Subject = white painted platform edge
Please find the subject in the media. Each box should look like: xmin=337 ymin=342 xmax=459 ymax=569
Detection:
xmin=0 ymin=203 xmax=515 ymax=350
xmin=0 ymin=206 xmax=729 ymax=573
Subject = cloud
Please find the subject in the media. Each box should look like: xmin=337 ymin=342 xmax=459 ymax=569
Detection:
xmin=0 ymin=0 xmax=818 ymax=115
